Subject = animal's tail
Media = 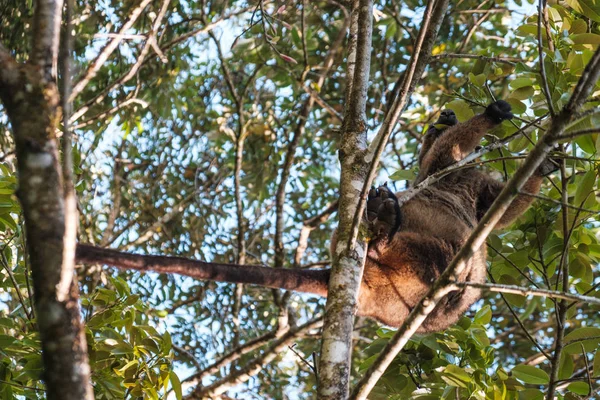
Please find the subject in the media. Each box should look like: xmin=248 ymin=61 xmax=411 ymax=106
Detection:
xmin=76 ymin=244 xmax=330 ymax=297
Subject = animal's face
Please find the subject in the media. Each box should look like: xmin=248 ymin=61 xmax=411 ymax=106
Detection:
xmin=437 ymin=109 xmax=458 ymax=126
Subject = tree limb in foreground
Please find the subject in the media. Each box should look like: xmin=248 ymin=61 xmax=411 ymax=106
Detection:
xmin=0 ymin=0 xmax=94 ymax=398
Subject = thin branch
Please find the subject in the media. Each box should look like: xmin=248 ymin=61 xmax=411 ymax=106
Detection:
xmin=547 ymin=154 xmax=581 ymax=400
xmin=457 ymin=282 xmax=600 ymax=305
xmin=538 ymin=0 xmax=555 ymax=116
xmin=488 ymin=244 xmax=538 ymax=287
xmin=294 ymin=201 xmax=338 ymax=267
xmin=558 ymin=127 xmax=600 ymax=141
xmin=0 ymin=253 xmax=33 ymax=320
xmin=70 ymin=2 xmax=239 ymax=124
xmin=69 ymin=0 xmax=152 ymax=100
xmin=181 ymin=327 xmax=281 ymax=386
xmin=0 ymin=151 xmax=15 ymax=163
xmin=172 ymin=344 xmax=202 ymax=372
xmin=519 ymin=191 xmax=599 ymax=214
xmin=275 ymin=8 xmax=348 ymax=270
xmin=488 ymin=273 xmax=550 ymax=360
xmin=123 ymin=192 xmax=195 ymax=249
xmin=71 ymin=97 xmax=148 ymax=130
xmin=457 ymin=4 xmax=493 ymax=52
xmin=430 ymin=53 xmax=519 ymax=65
xmin=456 ymin=8 xmax=508 ymax=14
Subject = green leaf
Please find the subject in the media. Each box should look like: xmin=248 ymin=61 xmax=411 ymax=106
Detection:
xmin=559 ymin=353 xmax=574 ymax=380
xmin=468 ymin=72 xmax=486 ymax=86
xmin=567 ymin=381 xmax=590 ymax=395
xmin=569 ymin=19 xmax=588 ymax=34
xmin=509 ymin=86 xmax=535 ymax=101
xmin=574 ymin=170 xmax=596 ymax=205
xmin=566 ymin=0 xmax=600 ymax=22
xmin=474 ymin=305 xmax=492 ymax=325
xmin=389 ymin=168 xmax=416 ymax=181
xmin=0 ymin=335 xmax=16 ymax=348
xmin=441 ymin=365 xmax=471 ymax=388
xmin=518 ymin=389 xmax=544 ymax=400
xmin=564 ymin=327 xmax=600 ymax=354
xmin=511 ymin=365 xmax=550 ymax=384
xmin=446 ymin=99 xmax=474 ymax=122
xmin=510 ymin=78 xmax=535 ymax=90
xmin=593 ymin=349 xmax=600 ymax=377
xmin=576 ymin=133 xmax=597 ymax=154
xmin=506 ymin=98 xmax=527 ymax=114
xmin=508 ymin=134 xmax=531 ymax=152
xmin=571 ymin=33 xmax=600 ymax=45
xmin=170 ymin=371 xmax=182 ymax=400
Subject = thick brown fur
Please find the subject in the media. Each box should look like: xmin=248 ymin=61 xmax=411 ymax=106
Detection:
xmin=333 ymin=101 xmax=554 ymax=332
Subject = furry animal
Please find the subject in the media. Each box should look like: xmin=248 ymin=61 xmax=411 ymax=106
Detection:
xmin=76 ymin=101 xmax=556 ymax=333
xmin=342 ymin=100 xmax=556 ymax=331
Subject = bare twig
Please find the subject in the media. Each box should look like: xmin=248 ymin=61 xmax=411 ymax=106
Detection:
xmin=538 ymin=0 xmax=555 ymax=116
xmin=547 ymin=153 xmax=581 ymax=400
xmin=558 ymin=127 xmax=600 ymax=141
xmin=457 ymin=282 xmax=600 ymax=305
xmin=430 ymin=53 xmax=520 ymax=65
xmin=70 ymin=4 xmax=241 ymax=124
xmin=70 ymin=0 xmax=152 ymax=100
xmin=294 ymin=201 xmax=338 ymax=267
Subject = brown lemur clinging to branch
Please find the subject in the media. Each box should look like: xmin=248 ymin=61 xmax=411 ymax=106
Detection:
xmin=77 ymin=100 xmax=557 ymax=332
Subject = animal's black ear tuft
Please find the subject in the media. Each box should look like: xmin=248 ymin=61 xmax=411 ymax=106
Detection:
xmin=484 ymin=100 xmax=513 ymax=123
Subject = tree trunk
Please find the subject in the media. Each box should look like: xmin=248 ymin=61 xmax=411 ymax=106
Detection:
xmin=0 ymin=0 xmax=93 ymax=398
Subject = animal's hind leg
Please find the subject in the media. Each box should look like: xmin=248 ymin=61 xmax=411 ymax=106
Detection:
xmin=368 ymin=231 xmax=457 ymax=306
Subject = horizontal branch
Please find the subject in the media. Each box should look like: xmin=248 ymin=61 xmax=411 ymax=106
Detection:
xmin=456 ymin=282 xmax=600 ymax=305
xmin=558 ymin=128 xmax=600 ymax=141
xmin=75 ymin=244 xmax=329 ymax=296
xmin=431 ymin=52 xmax=520 ymax=65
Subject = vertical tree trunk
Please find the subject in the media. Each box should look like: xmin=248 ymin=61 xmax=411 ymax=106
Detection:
xmin=317 ymin=0 xmax=373 ymax=398
xmin=0 ymin=0 xmax=93 ymax=398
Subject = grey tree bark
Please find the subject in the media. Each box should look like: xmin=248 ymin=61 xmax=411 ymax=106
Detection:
xmin=0 ymin=0 xmax=93 ymax=398
xmin=316 ymin=0 xmax=373 ymax=398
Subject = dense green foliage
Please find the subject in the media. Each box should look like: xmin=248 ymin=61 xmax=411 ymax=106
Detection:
xmin=1 ymin=0 xmax=600 ymax=398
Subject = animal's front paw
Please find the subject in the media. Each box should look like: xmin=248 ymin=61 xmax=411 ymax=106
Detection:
xmin=367 ymin=184 xmax=401 ymax=239
xmin=485 ymin=100 xmax=513 ymax=123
